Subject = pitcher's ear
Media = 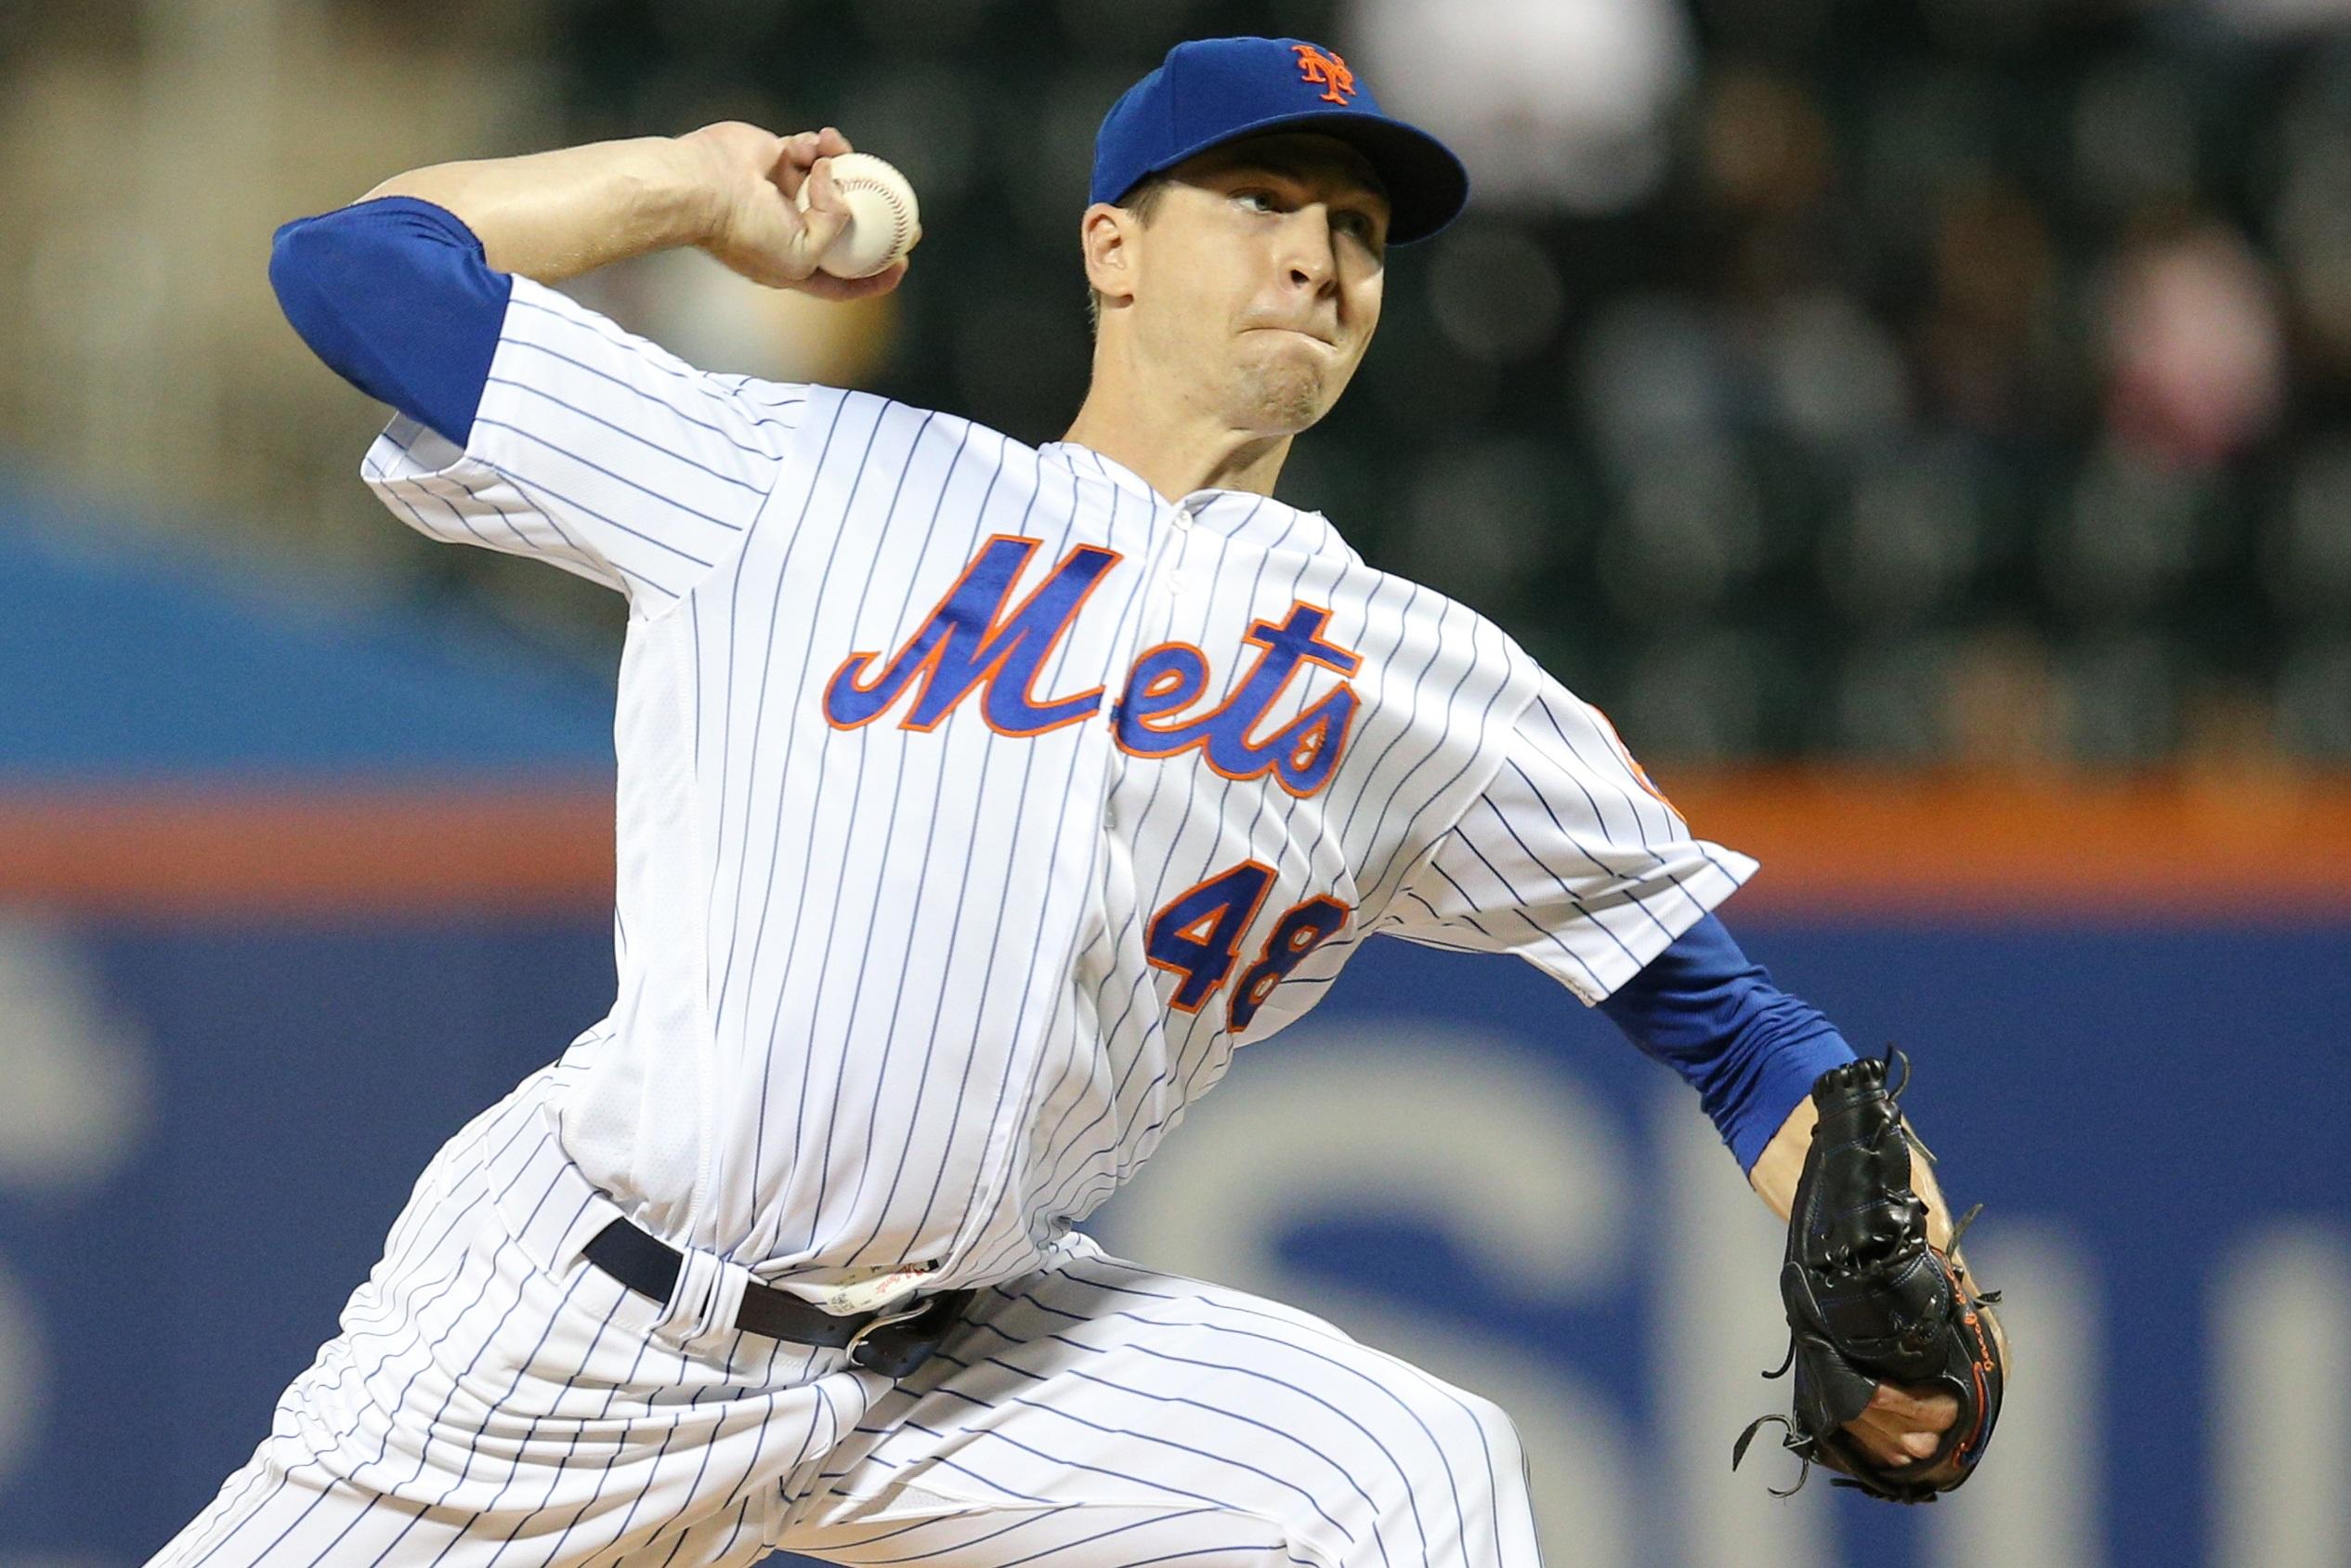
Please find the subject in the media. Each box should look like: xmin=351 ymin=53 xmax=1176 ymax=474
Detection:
xmin=1080 ymin=203 xmax=1140 ymax=306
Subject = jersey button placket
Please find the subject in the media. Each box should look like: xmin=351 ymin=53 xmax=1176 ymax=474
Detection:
xmin=1164 ymin=500 xmax=1195 ymax=595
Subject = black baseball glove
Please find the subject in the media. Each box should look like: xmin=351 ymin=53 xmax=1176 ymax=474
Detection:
xmin=1733 ymin=1051 xmax=2005 ymax=1503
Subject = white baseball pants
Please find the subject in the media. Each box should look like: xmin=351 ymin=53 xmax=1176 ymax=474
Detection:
xmin=148 ymin=1072 xmax=1538 ymax=1568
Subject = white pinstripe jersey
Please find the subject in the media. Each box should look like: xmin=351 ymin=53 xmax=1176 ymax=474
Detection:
xmin=362 ymin=278 xmax=1756 ymax=1308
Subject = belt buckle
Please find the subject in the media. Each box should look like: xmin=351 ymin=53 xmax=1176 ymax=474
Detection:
xmin=843 ymin=1299 xmax=935 ymax=1378
xmin=846 ymin=1290 xmax=982 ymax=1379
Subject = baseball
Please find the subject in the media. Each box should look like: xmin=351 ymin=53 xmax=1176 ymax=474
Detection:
xmin=796 ymin=151 xmax=921 ymax=280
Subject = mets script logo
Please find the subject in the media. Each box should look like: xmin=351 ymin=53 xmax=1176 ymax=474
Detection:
xmin=1293 ymin=44 xmax=1357 ymax=105
xmin=823 ymin=534 xmax=1363 ymax=798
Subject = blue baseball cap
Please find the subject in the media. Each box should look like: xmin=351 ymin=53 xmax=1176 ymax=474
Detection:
xmin=1091 ymin=36 xmax=1470 ymax=245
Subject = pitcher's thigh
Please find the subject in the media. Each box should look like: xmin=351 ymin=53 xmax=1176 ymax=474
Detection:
xmin=784 ymin=1253 xmax=1539 ymax=1568
xmin=150 ymin=1450 xmax=782 ymax=1568
xmin=145 ymin=1077 xmax=830 ymax=1568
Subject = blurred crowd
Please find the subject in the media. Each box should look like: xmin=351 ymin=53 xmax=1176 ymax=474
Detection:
xmin=7 ymin=0 xmax=2351 ymax=766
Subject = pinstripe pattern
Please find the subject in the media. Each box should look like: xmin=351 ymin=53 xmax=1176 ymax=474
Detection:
xmin=357 ymin=282 xmax=1752 ymax=1290
xmin=360 ymin=283 xmax=1652 ymax=1307
xmin=148 ymin=1065 xmax=874 ymax=1568
xmin=784 ymin=1248 xmax=1539 ymax=1567
xmin=1380 ymin=685 xmax=1757 ymax=1002
xmin=170 ymin=278 xmax=1771 ymax=1561
xmin=152 ymin=1067 xmax=1537 ymax=1564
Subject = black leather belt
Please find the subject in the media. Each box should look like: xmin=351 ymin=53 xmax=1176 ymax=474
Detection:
xmin=582 ymin=1218 xmax=974 ymax=1379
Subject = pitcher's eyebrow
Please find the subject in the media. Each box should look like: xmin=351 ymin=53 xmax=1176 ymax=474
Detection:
xmin=1195 ymin=140 xmax=1391 ymax=202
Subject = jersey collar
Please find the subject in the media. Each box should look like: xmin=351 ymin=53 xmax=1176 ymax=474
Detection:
xmin=1042 ymin=441 xmax=1348 ymax=558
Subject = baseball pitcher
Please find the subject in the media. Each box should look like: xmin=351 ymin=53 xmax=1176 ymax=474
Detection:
xmin=150 ymin=36 xmax=2005 ymax=1568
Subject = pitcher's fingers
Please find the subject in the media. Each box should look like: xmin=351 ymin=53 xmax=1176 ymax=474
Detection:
xmin=773 ymin=132 xmax=826 ymax=196
xmin=794 ymin=259 xmax=908 ymax=301
xmin=1851 ymin=1406 xmax=1928 ymax=1456
xmin=804 ymin=158 xmax=845 ymax=216
xmin=1900 ymin=1428 xmax=1940 ymax=1457
xmin=1845 ymin=1419 xmax=1915 ymax=1469
xmin=790 ymin=162 xmax=849 ymax=258
xmin=1867 ymin=1381 xmax=1958 ymax=1429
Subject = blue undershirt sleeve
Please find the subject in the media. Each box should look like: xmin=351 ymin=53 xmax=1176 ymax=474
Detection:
xmin=1598 ymin=913 xmax=1858 ymax=1173
xmin=268 ymin=196 xmax=510 ymax=447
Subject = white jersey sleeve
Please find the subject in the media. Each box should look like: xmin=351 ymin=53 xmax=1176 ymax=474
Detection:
xmin=359 ymin=277 xmax=802 ymax=613
xmin=1381 ymin=679 xmax=1759 ymax=1003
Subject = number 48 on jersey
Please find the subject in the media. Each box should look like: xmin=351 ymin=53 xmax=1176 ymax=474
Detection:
xmin=1146 ymin=860 xmax=1352 ymax=1030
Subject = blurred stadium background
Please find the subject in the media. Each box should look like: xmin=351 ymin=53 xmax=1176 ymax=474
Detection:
xmin=1 ymin=0 xmax=2346 ymax=1564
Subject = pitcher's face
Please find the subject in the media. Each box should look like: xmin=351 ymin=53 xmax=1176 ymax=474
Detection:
xmin=1118 ymin=133 xmax=1391 ymax=436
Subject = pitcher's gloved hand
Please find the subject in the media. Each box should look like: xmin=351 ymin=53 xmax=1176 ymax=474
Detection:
xmin=1734 ymin=1052 xmax=2006 ymax=1504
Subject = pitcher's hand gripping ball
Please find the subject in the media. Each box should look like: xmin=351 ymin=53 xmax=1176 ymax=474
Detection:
xmin=1735 ymin=1052 xmax=2006 ymax=1503
xmin=796 ymin=151 xmax=921 ymax=279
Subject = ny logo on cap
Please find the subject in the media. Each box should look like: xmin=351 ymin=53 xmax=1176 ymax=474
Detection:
xmin=1292 ymin=44 xmax=1356 ymax=105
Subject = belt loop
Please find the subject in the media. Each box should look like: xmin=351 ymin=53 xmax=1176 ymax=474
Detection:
xmin=664 ymin=1245 xmax=751 ymax=1343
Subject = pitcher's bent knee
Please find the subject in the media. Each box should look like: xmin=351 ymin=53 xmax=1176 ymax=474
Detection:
xmin=1395 ymin=1384 xmax=1536 ymax=1568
